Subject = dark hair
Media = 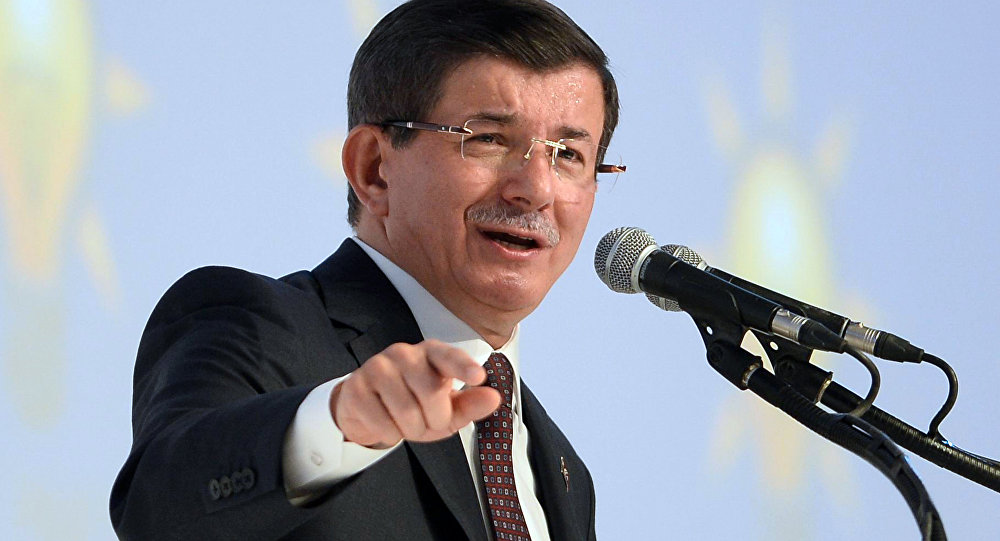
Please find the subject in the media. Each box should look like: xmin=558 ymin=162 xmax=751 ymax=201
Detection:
xmin=345 ymin=0 xmax=620 ymax=227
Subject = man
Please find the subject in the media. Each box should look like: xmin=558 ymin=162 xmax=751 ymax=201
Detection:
xmin=110 ymin=0 xmax=621 ymax=539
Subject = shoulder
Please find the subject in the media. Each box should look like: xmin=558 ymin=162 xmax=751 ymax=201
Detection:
xmin=147 ymin=266 xmax=324 ymax=329
xmin=135 ymin=266 xmax=340 ymax=380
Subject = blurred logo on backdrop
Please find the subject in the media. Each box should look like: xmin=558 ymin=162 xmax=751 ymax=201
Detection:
xmin=0 ymin=0 xmax=372 ymax=431
xmin=0 ymin=0 xmax=373 ymax=538
xmin=0 ymin=0 xmax=127 ymax=429
xmin=704 ymin=21 xmax=868 ymax=539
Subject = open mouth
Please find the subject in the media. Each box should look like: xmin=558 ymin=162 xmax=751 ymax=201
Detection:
xmin=482 ymin=230 xmax=540 ymax=251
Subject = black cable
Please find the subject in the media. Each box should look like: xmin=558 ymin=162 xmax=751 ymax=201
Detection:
xmin=922 ymin=353 xmax=958 ymax=440
xmin=764 ymin=329 xmax=1000 ymax=489
xmin=803 ymin=375 xmax=1000 ymax=492
xmin=844 ymin=345 xmax=880 ymax=418
xmin=705 ymin=339 xmax=947 ymax=540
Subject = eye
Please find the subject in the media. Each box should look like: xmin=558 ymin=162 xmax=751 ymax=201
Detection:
xmin=557 ymin=147 xmax=581 ymax=162
xmin=555 ymin=142 xmax=589 ymax=166
xmin=468 ymin=132 xmax=501 ymax=145
xmin=460 ymin=128 xmax=508 ymax=159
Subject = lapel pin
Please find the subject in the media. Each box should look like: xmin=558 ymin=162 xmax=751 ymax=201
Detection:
xmin=560 ymin=456 xmax=570 ymax=492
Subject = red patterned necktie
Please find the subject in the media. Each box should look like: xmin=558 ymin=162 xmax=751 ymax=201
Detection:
xmin=476 ymin=352 xmax=532 ymax=541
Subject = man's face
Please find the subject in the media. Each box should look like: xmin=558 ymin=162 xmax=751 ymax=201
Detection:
xmin=378 ymin=56 xmax=605 ymax=341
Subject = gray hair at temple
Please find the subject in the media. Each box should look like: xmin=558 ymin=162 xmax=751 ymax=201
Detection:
xmin=345 ymin=0 xmax=620 ymax=228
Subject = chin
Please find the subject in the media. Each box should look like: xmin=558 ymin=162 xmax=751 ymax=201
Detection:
xmin=478 ymin=276 xmax=549 ymax=314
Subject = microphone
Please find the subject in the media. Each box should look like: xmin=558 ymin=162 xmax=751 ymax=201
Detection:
xmin=645 ymin=243 xmax=925 ymax=363
xmin=595 ymin=227 xmax=847 ymax=353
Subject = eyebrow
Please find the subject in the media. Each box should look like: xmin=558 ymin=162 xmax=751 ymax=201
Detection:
xmin=466 ymin=111 xmax=594 ymax=141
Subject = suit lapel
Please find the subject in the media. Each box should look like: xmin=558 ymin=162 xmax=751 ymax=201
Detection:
xmin=408 ymin=439 xmax=488 ymax=541
xmin=310 ymin=240 xmax=412 ymax=345
xmin=311 ymin=240 xmax=488 ymax=541
xmin=521 ymin=383 xmax=586 ymax=541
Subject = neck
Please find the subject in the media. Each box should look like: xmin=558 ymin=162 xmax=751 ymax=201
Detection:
xmin=476 ymin=323 xmax=517 ymax=351
xmin=355 ymin=225 xmax=520 ymax=350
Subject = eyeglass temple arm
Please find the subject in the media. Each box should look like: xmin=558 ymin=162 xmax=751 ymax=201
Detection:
xmin=383 ymin=121 xmax=472 ymax=135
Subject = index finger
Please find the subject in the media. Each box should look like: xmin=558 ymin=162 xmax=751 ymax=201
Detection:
xmin=421 ymin=340 xmax=486 ymax=386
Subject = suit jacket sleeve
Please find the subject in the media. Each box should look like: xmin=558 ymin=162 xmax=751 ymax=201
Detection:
xmin=110 ymin=265 xmax=353 ymax=540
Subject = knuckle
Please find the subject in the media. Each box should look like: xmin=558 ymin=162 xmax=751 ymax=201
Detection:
xmin=398 ymin=351 xmax=424 ymax=371
xmin=383 ymin=342 xmax=412 ymax=358
xmin=338 ymin=380 xmax=365 ymax=405
xmin=364 ymin=356 xmax=395 ymax=379
xmin=384 ymin=343 xmax=426 ymax=371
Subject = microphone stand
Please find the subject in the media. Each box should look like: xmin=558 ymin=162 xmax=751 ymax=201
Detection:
xmin=780 ymin=359 xmax=1000 ymax=492
xmin=688 ymin=314 xmax=947 ymax=540
xmin=749 ymin=328 xmax=1000 ymax=493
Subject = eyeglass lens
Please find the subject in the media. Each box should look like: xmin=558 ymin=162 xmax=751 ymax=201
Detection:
xmin=459 ymin=120 xmax=600 ymax=186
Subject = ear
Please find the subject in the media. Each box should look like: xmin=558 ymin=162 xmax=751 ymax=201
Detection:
xmin=342 ymin=124 xmax=391 ymax=218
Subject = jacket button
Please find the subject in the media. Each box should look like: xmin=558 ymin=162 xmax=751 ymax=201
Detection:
xmin=208 ymin=479 xmax=221 ymax=501
xmin=220 ymin=475 xmax=233 ymax=498
xmin=241 ymin=467 xmax=255 ymax=490
xmin=231 ymin=471 xmax=244 ymax=494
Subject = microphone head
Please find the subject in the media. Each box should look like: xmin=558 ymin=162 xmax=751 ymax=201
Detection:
xmin=661 ymin=244 xmax=706 ymax=268
xmin=594 ymin=227 xmax=658 ymax=293
xmin=645 ymin=244 xmax=707 ymax=312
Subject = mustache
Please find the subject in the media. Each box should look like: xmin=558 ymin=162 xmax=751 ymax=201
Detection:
xmin=466 ymin=203 xmax=560 ymax=246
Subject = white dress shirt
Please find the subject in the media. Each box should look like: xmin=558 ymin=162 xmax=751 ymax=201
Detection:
xmin=282 ymin=238 xmax=551 ymax=541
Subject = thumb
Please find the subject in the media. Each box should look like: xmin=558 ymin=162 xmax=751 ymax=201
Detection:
xmin=449 ymin=387 xmax=502 ymax=431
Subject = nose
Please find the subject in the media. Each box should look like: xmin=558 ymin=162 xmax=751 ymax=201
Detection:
xmin=499 ymin=140 xmax=557 ymax=211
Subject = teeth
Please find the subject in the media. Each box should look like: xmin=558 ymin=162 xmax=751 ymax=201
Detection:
xmin=482 ymin=229 xmax=539 ymax=250
xmin=497 ymin=239 xmax=530 ymax=250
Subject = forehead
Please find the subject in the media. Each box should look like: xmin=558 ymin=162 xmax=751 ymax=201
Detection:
xmin=430 ymin=56 xmax=605 ymax=136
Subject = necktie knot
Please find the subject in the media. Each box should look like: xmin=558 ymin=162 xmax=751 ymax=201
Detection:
xmin=484 ymin=352 xmax=515 ymax=409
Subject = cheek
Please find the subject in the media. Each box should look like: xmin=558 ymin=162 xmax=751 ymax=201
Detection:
xmin=387 ymin=176 xmax=480 ymax=252
xmin=549 ymin=199 xmax=594 ymax=271
xmin=559 ymin=195 xmax=595 ymax=239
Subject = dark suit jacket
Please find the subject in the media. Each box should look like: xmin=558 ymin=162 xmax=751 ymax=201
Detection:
xmin=110 ymin=239 xmax=597 ymax=540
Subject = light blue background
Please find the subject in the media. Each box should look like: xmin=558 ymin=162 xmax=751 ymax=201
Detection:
xmin=1 ymin=1 xmax=997 ymax=539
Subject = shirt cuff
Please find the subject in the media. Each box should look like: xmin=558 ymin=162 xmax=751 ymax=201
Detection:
xmin=282 ymin=375 xmax=401 ymax=505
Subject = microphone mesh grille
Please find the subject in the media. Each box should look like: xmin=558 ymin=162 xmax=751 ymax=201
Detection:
xmin=663 ymin=244 xmax=704 ymax=267
xmin=594 ymin=227 xmax=657 ymax=293
xmin=645 ymin=243 xmax=704 ymax=312
xmin=647 ymin=292 xmax=681 ymax=312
